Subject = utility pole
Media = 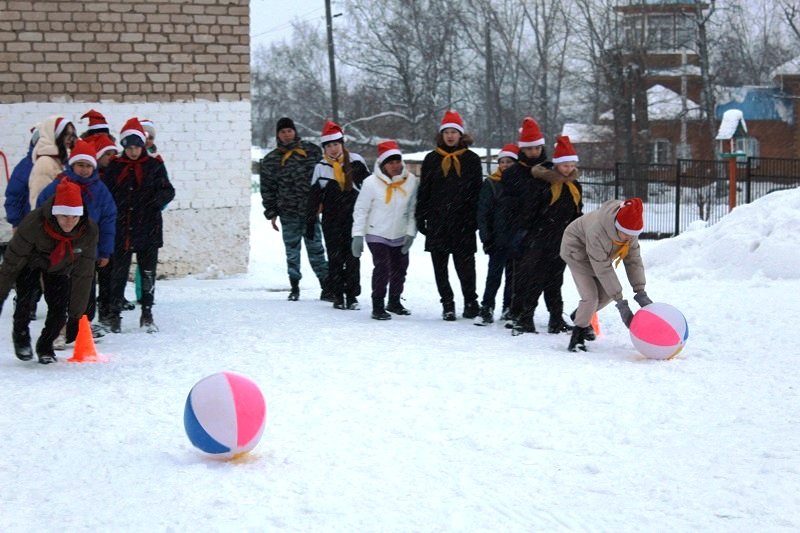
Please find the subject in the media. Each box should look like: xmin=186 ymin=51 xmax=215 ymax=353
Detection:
xmin=325 ymin=0 xmax=339 ymax=123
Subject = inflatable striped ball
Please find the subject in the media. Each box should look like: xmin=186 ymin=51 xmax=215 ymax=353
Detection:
xmin=629 ymin=302 xmax=689 ymax=360
xmin=184 ymin=372 xmax=267 ymax=459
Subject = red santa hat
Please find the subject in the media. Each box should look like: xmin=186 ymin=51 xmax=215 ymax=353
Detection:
xmin=376 ymin=140 xmax=402 ymax=166
xmin=615 ymin=197 xmax=644 ymax=236
xmin=320 ymin=120 xmax=344 ymax=144
xmin=68 ymin=139 xmax=97 ymax=168
xmin=52 ymin=179 xmax=84 ymax=217
xmin=139 ymin=118 xmax=156 ymax=139
xmin=81 ymin=109 xmax=110 ymax=133
xmin=120 ymin=117 xmax=146 ymax=147
xmin=439 ymin=110 xmax=464 ymax=134
xmin=92 ymin=134 xmax=118 ymax=159
xmin=518 ymin=117 xmax=544 ymax=147
xmin=552 ymin=135 xmax=579 ymax=164
xmin=497 ymin=143 xmax=519 ymax=161
xmin=54 ymin=116 xmax=69 ymax=139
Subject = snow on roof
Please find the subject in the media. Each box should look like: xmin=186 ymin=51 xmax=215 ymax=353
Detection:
xmin=715 ymin=86 xmax=793 ymax=123
xmin=561 ymin=123 xmax=613 ymax=143
xmin=599 ymin=84 xmax=702 ymax=121
xmin=715 ymin=109 xmax=747 ymax=140
xmin=771 ymin=55 xmax=800 ymax=77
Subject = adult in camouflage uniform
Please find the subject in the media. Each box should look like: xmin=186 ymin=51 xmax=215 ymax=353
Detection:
xmin=260 ymin=117 xmax=332 ymax=301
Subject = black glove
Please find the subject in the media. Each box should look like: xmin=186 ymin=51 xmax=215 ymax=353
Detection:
xmin=482 ymin=241 xmax=495 ymax=255
xmin=304 ymin=222 xmax=315 ymax=240
xmin=634 ymin=291 xmax=653 ymax=307
xmin=65 ymin=316 xmax=80 ymax=344
xmin=417 ymin=220 xmax=427 ymax=236
xmin=351 ymin=236 xmax=364 ymax=258
xmin=616 ymin=300 xmax=634 ymax=328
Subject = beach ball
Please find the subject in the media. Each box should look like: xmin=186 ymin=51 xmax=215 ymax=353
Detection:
xmin=629 ymin=302 xmax=688 ymax=360
xmin=184 ymin=372 xmax=267 ymax=459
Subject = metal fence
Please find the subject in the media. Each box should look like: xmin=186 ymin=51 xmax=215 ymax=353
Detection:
xmin=579 ymin=158 xmax=800 ymax=239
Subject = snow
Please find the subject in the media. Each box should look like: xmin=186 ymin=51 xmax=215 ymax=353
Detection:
xmin=2 ymin=190 xmax=799 ymax=531
xmin=600 ymin=84 xmax=702 ymax=121
xmin=716 ymin=109 xmax=748 ymax=140
xmin=561 ymin=123 xmax=613 ymax=143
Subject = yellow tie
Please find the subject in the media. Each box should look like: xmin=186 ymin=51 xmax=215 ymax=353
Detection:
xmin=488 ymin=168 xmax=502 ymax=182
xmin=549 ymin=181 xmax=581 ymax=207
xmin=384 ymin=179 xmax=407 ymax=204
xmin=325 ymin=155 xmax=346 ymax=191
xmin=611 ymin=239 xmax=630 ymax=268
xmin=280 ymin=146 xmax=307 ymax=166
xmin=435 ymin=147 xmax=467 ymax=176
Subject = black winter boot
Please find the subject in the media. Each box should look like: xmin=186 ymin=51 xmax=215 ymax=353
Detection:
xmin=386 ymin=296 xmax=411 ymax=315
xmin=462 ymin=299 xmax=480 ymax=319
xmin=345 ymin=296 xmax=360 ymax=310
xmin=442 ymin=301 xmax=456 ymax=321
xmin=474 ymin=306 xmax=493 ymax=326
xmin=288 ymin=279 xmax=300 ymax=301
xmin=511 ymin=316 xmax=537 ymax=336
xmin=13 ymin=330 xmax=33 ymax=361
xmin=570 ymin=309 xmax=596 ymax=340
xmin=548 ymin=307 xmax=573 ymax=334
xmin=333 ymin=295 xmax=346 ymax=309
xmin=140 ymin=305 xmax=158 ymax=333
xmin=320 ymin=278 xmax=336 ymax=302
xmin=371 ymin=297 xmax=391 ymax=320
xmin=35 ymin=338 xmax=57 ymax=365
xmin=568 ymin=326 xmax=592 ymax=352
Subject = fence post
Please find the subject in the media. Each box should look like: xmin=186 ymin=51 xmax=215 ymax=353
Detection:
xmin=614 ymin=161 xmax=621 ymax=198
xmin=745 ymin=157 xmax=752 ymax=204
xmin=675 ymin=159 xmax=682 ymax=236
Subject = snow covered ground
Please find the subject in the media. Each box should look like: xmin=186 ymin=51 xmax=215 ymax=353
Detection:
xmin=1 ymin=190 xmax=799 ymax=531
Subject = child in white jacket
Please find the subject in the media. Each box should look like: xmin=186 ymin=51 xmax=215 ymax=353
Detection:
xmin=351 ymin=140 xmax=418 ymax=320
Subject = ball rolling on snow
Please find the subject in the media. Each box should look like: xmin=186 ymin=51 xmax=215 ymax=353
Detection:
xmin=629 ymin=302 xmax=688 ymax=360
xmin=184 ymin=372 xmax=267 ymax=459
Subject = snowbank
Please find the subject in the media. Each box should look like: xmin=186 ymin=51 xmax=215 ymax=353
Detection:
xmin=645 ymin=187 xmax=800 ymax=280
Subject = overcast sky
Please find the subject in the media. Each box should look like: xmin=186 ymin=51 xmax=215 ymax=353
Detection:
xmin=250 ymin=0 xmax=332 ymax=47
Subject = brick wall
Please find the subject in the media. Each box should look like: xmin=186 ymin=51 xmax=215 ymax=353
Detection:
xmin=0 ymin=0 xmax=252 ymax=277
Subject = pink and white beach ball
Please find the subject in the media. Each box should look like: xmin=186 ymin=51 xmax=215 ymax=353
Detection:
xmin=184 ymin=372 xmax=267 ymax=459
xmin=629 ymin=302 xmax=689 ymax=360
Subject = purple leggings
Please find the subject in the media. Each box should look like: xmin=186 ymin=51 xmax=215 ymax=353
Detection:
xmin=367 ymin=242 xmax=409 ymax=300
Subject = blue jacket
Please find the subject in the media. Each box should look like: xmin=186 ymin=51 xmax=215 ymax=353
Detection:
xmin=4 ymin=142 xmax=35 ymax=227
xmin=36 ymin=168 xmax=117 ymax=259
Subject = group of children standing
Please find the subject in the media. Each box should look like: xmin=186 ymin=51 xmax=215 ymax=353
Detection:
xmin=263 ymin=111 xmax=655 ymax=352
xmin=1 ymin=111 xmax=175 ymax=363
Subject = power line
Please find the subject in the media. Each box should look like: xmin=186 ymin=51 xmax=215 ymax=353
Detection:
xmin=251 ymin=7 xmax=326 ymax=39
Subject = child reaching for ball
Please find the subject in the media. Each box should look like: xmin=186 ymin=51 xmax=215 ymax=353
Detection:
xmin=559 ymin=197 xmax=653 ymax=352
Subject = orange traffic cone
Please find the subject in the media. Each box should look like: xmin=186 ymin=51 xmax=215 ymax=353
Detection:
xmin=591 ymin=312 xmax=602 ymax=337
xmin=67 ymin=315 xmax=108 ymax=363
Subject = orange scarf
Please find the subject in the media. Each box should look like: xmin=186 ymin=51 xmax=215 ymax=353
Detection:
xmin=488 ymin=168 xmax=502 ymax=182
xmin=435 ymin=147 xmax=467 ymax=176
xmin=280 ymin=146 xmax=307 ymax=166
xmin=611 ymin=239 xmax=630 ymax=268
xmin=549 ymin=181 xmax=581 ymax=207
xmin=324 ymin=155 xmax=346 ymax=191
xmin=384 ymin=178 xmax=407 ymax=204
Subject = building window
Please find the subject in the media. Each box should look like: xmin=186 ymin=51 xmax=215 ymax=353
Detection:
xmin=650 ymin=139 xmax=672 ymax=164
xmin=647 ymin=15 xmax=674 ymax=51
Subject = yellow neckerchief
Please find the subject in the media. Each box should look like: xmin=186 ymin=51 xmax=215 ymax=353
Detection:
xmin=611 ymin=239 xmax=630 ymax=268
xmin=488 ymin=168 xmax=502 ymax=182
xmin=324 ymin=155 xmax=346 ymax=190
xmin=280 ymin=146 xmax=307 ymax=166
xmin=384 ymin=175 xmax=407 ymax=204
xmin=550 ymin=181 xmax=581 ymax=207
xmin=435 ymin=147 xmax=467 ymax=177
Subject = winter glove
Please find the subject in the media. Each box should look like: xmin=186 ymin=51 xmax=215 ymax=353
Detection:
xmin=304 ymin=222 xmax=315 ymax=240
xmin=616 ymin=299 xmax=634 ymax=328
xmin=482 ymin=241 xmax=495 ymax=255
xmin=401 ymin=235 xmax=414 ymax=255
xmin=634 ymin=290 xmax=653 ymax=307
xmin=417 ymin=220 xmax=427 ymax=236
xmin=65 ymin=317 xmax=80 ymax=344
xmin=351 ymin=236 xmax=364 ymax=258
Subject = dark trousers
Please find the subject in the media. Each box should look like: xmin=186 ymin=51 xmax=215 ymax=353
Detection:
xmin=110 ymin=247 xmax=158 ymax=309
xmin=430 ymin=250 xmax=477 ymax=305
xmin=480 ymin=249 xmax=512 ymax=311
xmin=95 ymin=261 xmax=112 ymax=318
xmin=13 ymin=267 xmax=69 ymax=351
xmin=367 ymin=242 xmax=409 ymax=301
xmin=322 ymin=222 xmax=360 ymax=299
xmin=510 ymin=246 xmax=566 ymax=322
xmin=281 ymin=216 xmax=328 ymax=284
